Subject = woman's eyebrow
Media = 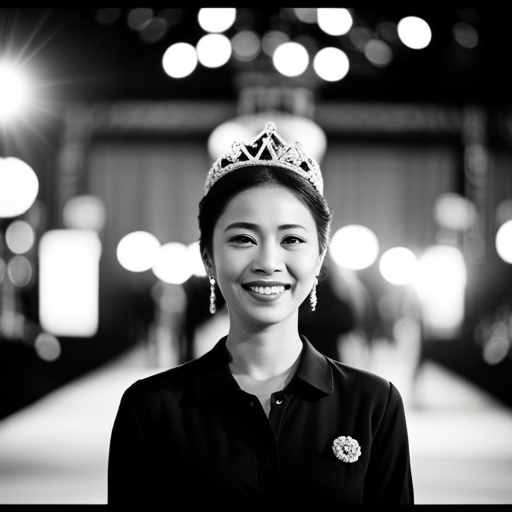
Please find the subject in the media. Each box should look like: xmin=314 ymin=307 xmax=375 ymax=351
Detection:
xmin=224 ymin=222 xmax=308 ymax=232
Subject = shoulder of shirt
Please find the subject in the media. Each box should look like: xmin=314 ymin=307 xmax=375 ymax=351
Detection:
xmin=125 ymin=357 xmax=198 ymax=396
xmin=325 ymin=356 xmax=395 ymax=400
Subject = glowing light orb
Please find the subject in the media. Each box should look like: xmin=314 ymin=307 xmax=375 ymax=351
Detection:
xmin=5 ymin=220 xmax=35 ymax=255
xmin=273 ymin=42 xmax=309 ymax=77
xmin=198 ymin=8 xmax=236 ymax=33
xmin=35 ymin=333 xmax=61 ymax=362
xmin=398 ymin=16 xmax=432 ymax=49
xmin=313 ymin=47 xmax=350 ymax=82
xmin=414 ymin=245 xmax=466 ymax=337
xmin=379 ymin=247 xmax=417 ymax=285
xmin=117 ymin=231 xmax=161 ymax=272
xmin=187 ymin=241 xmax=207 ymax=277
xmin=0 ymin=63 xmax=28 ymax=120
xmin=162 ymin=43 xmax=198 ymax=78
xmin=63 ymin=195 xmax=106 ymax=232
xmin=364 ymin=39 xmax=393 ymax=67
xmin=152 ymin=242 xmax=193 ymax=284
xmin=0 ymin=157 xmax=39 ymax=218
xmin=330 ymin=225 xmax=380 ymax=270
xmin=434 ymin=193 xmax=477 ymax=231
xmin=496 ymin=220 xmax=512 ymax=264
xmin=197 ymin=34 xmax=232 ymax=68
xmin=232 ymin=30 xmax=260 ymax=62
xmin=317 ymin=8 xmax=353 ymax=36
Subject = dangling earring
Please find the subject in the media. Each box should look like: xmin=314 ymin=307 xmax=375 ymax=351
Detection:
xmin=209 ymin=276 xmax=216 ymax=314
xmin=310 ymin=277 xmax=318 ymax=312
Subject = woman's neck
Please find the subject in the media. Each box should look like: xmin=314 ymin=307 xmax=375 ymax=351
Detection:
xmin=226 ymin=319 xmax=303 ymax=382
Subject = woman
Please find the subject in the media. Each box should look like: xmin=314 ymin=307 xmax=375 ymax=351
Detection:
xmin=108 ymin=122 xmax=414 ymax=504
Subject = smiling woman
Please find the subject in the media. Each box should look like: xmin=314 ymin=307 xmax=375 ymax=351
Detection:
xmin=108 ymin=122 xmax=414 ymax=505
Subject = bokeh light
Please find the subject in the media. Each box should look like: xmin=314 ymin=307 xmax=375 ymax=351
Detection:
xmin=196 ymin=33 xmax=232 ymax=68
xmin=187 ymin=241 xmax=207 ymax=277
xmin=262 ymin=30 xmax=289 ymax=57
xmin=63 ymin=195 xmax=106 ymax=232
xmin=313 ymin=47 xmax=350 ymax=82
xmin=197 ymin=8 xmax=236 ymax=33
xmin=330 ymin=225 xmax=380 ymax=270
xmin=364 ymin=39 xmax=393 ymax=67
xmin=317 ymin=8 xmax=353 ymax=36
xmin=0 ymin=157 xmax=39 ymax=218
xmin=117 ymin=231 xmax=161 ymax=272
xmin=496 ymin=220 xmax=512 ymax=264
xmin=414 ymin=245 xmax=467 ymax=337
xmin=273 ymin=42 xmax=309 ymax=77
xmin=434 ymin=192 xmax=477 ymax=231
xmin=379 ymin=247 xmax=418 ymax=285
xmin=5 ymin=220 xmax=35 ymax=255
xmin=453 ymin=22 xmax=479 ymax=49
xmin=152 ymin=242 xmax=193 ymax=284
xmin=35 ymin=333 xmax=61 ymax=362
xmin=162 ymin=43 xmax=198 ymax=78
xmin=39 ymin=230 xmax=102 ymax=337
xmin=397 ymin=16 xmax=432 ymax=49
xmin=231 ymin=30 xmax=261 ymax=62
xmin=7 ymin=255 xmax=32 ymax=287
xmin=0 ymin=62 xmax=28 ymax=121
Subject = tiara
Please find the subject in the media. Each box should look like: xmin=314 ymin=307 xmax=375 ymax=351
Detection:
xmin=205 ymin=122 xmax=324 ymax=196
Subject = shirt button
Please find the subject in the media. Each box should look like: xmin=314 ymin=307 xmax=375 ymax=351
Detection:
xmin=274 ymin=394 xmax=285 ymax=405
xmin=249 ymin=400 xmax=256 ymax=407
xmin=264 ymin=461 xmax=273 ymax=470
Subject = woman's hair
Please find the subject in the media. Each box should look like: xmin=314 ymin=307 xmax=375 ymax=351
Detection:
xmin=198 ymin=165 xmax=332 ymax=263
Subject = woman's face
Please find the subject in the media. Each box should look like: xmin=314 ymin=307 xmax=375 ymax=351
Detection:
xmin=207 ymin=185 xmax=324 ymax=330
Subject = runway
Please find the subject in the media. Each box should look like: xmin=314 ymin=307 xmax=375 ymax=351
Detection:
xmin=1 ymin=340 xmax=511 ymax=504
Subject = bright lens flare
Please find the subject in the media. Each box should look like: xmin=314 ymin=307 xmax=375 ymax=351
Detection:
xmin=397 ymin=16 xmax=432 ymax=49
xmin=317 ymin=8 xmax=353 ymax=36
xmin=496 ymin=220 xmax=512 ymax=264
xmin=197 ymin=34 xmax=232 ymax=68
xmin=197 ymin=8 xmax=236 ymax=33
xmin=273 ymin=42 xmax=309 ymax=77
xmin=117 ymin=231 xmax=161 ymax=272
xmin=152 ymin=242 xmax=193 ymax=284
xmin=313 ymin=47 xmax=350 ymax=81
xmin=330 ymin=225 xmax=380 ymax=270
xmin=0 ymin=157 xmax=39 ymax=218
xmin=0 ymin=64 xmax=28 ymax=120
xmin=162 ymin=43 xmax=198 ymax=78
xmin=379 ymin=247 xmax=417 ymax=285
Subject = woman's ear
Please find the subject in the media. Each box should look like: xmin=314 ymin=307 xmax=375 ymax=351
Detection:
xmin=316 ymin=250 xmax=327 ymax=276
xmin=201 ymin=249 xmax=215 ymax=277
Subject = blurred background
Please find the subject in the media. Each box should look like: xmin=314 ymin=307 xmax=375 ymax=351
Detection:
xmin=1 ymin=7 xmax=512 ymax=504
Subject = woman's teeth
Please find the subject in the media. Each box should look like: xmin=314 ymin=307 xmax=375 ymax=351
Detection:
xmin=249 ymin=285 xmax=285 ymax=295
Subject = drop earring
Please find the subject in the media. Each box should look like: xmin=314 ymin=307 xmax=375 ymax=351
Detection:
xmin=209 ymin=276 xmax=216 ymax=314
xmin=310 ymin=277 xmax=318 ymax=312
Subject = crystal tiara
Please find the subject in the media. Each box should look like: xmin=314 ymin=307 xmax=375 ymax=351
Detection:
xmin=204 ymin=122 xmax=324 ymax=196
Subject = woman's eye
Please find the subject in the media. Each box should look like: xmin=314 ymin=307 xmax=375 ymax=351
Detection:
xmin=231 ymin=235 xmax=255 ymax=245
xmin=283 ymin=236 xmax=304 ymax=245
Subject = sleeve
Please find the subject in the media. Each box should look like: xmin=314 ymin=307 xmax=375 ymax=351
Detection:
xmin=107 ymin=382 xmax=153 ymax=505
xmin=364 ymin=382 xmax=414 ymax=504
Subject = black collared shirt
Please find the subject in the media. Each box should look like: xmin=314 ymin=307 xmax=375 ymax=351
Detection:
xmin=108 ymin=336 xmax=414 ymax=504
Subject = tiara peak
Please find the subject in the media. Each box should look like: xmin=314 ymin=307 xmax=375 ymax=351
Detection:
xmin=204 ymin=122 xmax=324 ymax=196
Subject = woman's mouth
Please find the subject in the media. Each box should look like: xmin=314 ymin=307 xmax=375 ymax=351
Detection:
xmin=242 ymin=283 xmax=291 ymax=301
xmin=249 ymin=285 xmax=286 ymax=296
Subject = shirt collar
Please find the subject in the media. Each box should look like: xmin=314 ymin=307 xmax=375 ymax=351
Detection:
xmin=194 ymin=335 xmax=333 ymax=401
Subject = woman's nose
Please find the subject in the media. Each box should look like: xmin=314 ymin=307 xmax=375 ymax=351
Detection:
xmin=251 ymin=242 xmax=284 ymax=274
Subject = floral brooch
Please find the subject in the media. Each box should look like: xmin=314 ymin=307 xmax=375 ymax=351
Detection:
xmin=332 ymin=435 xmax=362 ymax=463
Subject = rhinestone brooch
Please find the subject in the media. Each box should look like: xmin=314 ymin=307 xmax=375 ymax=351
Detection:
xmin=332 ymin=435 xmax=362 ymax=463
